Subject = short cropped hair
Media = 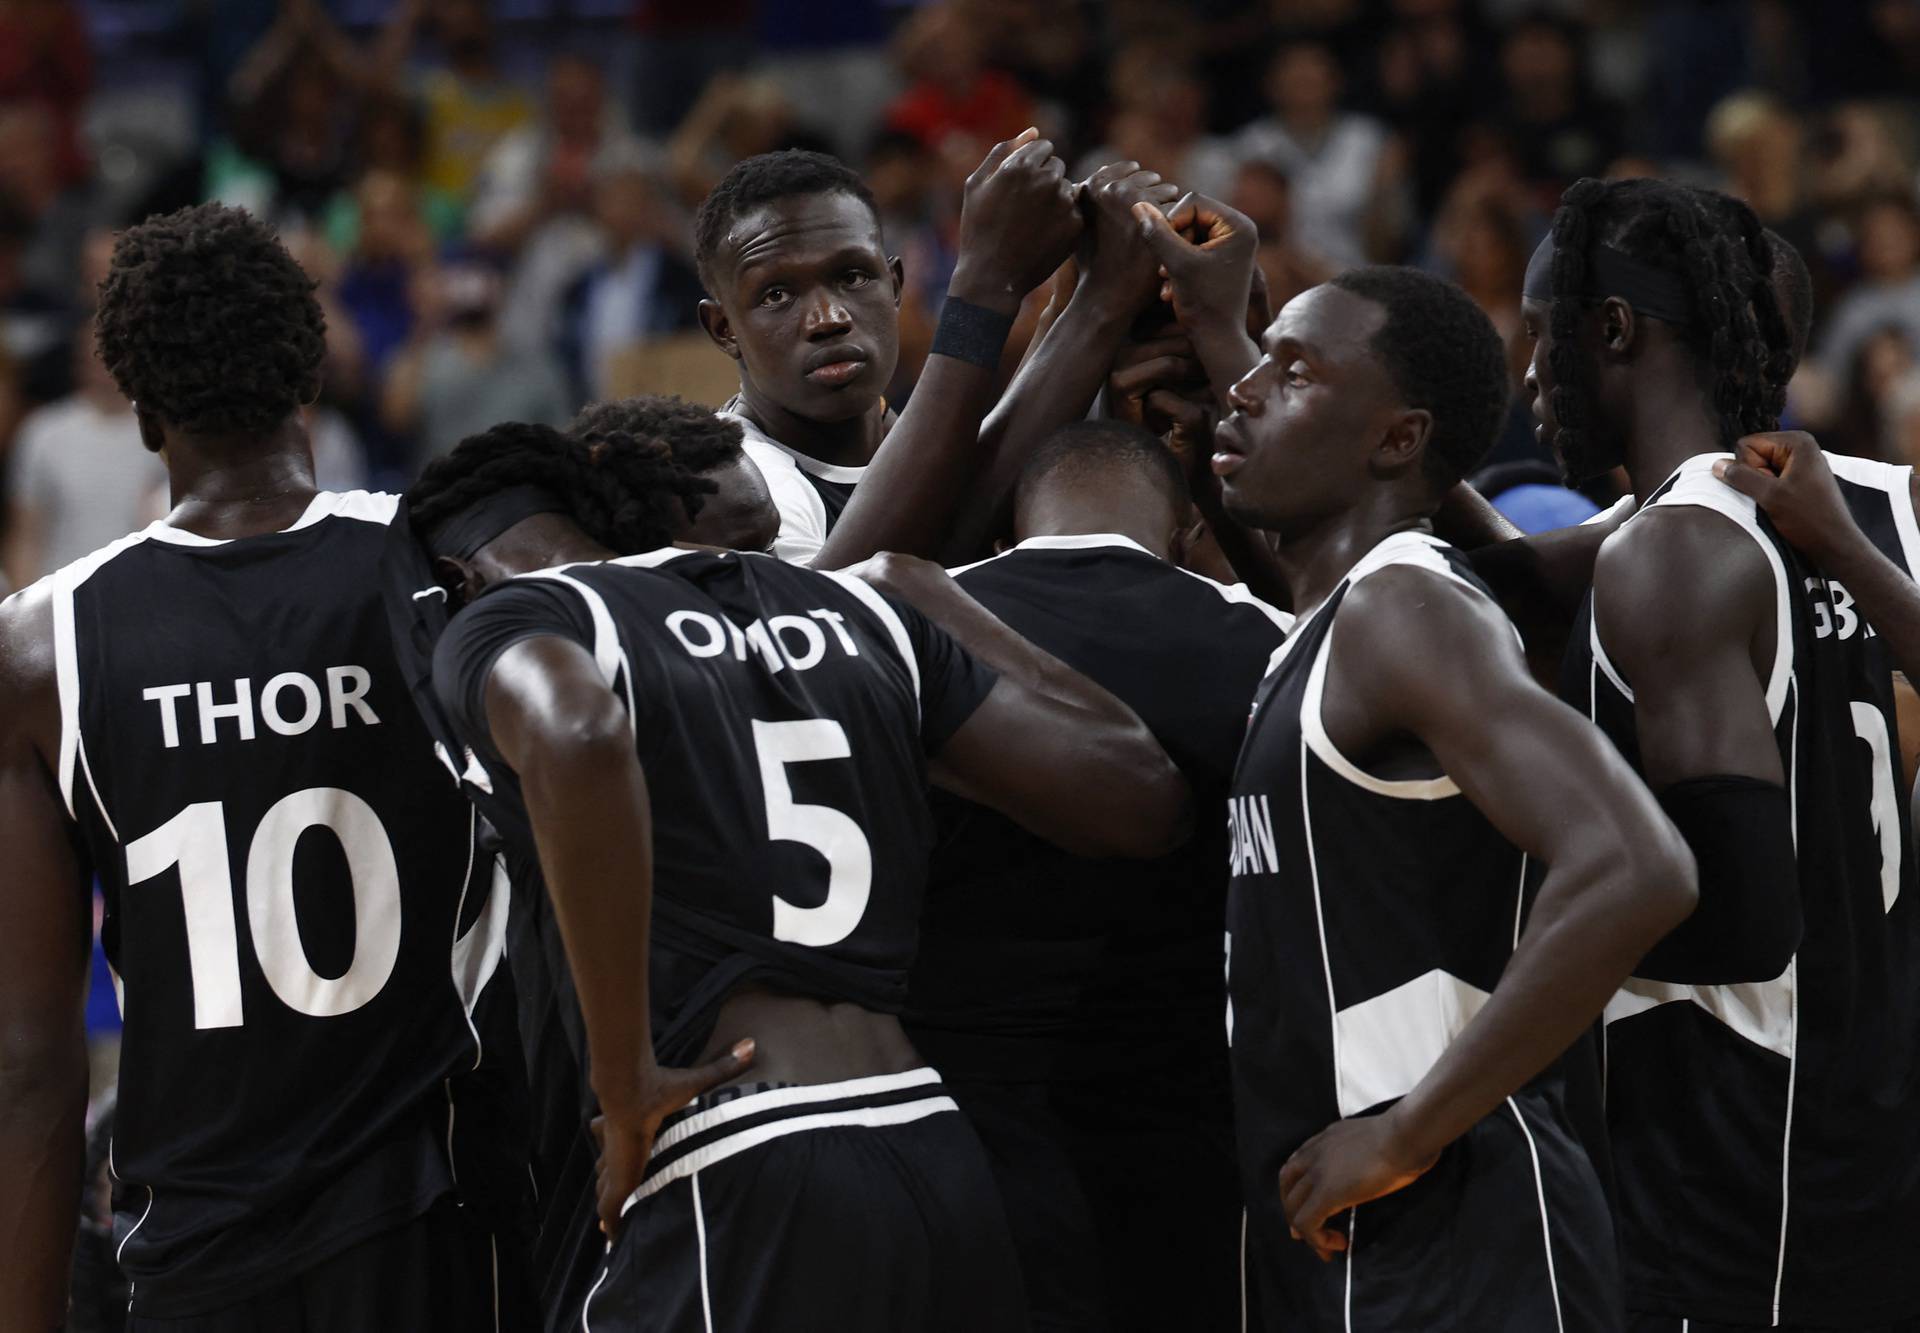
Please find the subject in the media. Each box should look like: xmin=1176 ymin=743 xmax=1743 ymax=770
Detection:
xmin=692 ymin=150 xmax=879 ymax=297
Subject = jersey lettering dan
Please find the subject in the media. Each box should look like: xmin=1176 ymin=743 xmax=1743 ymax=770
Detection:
xmin=721 ymin=398 xmax=863 ymax=566
xmin=1228 ymin=531 xmax=1618 ymax=1331
xmin=432 ymin=548 xmax=997 ymax=1060
xmin=49 ymin=491 xmax=511 ymax=1317
xmin=1563 ymin=454 xmax=1920 ymax=1325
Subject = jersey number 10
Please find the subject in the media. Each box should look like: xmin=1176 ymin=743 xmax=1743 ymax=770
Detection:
xmin=125 ymin=788 xmax=403 ymax=1029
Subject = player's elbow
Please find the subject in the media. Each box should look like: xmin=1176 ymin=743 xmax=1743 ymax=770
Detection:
xmin=1621 ymin=825 xmax=1700 ymax=940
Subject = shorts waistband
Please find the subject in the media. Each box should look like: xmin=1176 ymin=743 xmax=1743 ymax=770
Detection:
xmin=622 ymin=1067 xmax=957 ymax=1215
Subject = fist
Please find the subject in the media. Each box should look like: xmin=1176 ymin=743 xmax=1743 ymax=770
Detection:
xmin=951 ymin=129 xmax=1084 ymax=313
xmin=1077 ymin=160 xmax=1183 ymax=311
xmin=1133 ymin=192 xmax=1259 ymax=335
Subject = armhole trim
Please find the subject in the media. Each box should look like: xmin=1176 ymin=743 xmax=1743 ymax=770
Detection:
xmin=818 ymin=572 xmax=922 ymax=719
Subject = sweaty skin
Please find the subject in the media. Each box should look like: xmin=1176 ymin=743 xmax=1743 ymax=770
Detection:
xmin=0 ymin=415 xmax=324 ymax=1326
xmin=450 ymin=514 xmax=1188 ymax=1235
xmin=1203 ymin=282 xmax=1694 ymax=1262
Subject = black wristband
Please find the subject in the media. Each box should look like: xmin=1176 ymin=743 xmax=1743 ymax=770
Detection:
xmin=931 ymin=295 xmax=1015 ymax=369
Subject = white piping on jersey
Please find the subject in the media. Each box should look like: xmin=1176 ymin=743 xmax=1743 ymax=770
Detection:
xmin=723 ymin=405 xmax=868 ymax=484
xmin=819 ymin=569 xmax=922 ymax=715
xmin=490 ymin=1235 xmax=501 ymax=1333
xmin=49 ymin=526 xmax=157 ymax=830
xmin=1342 ymin=1206 xmax=1356 ymax=1333
xmin=693 ymin=1172 xmax=717 ymax=1333
xmin=139 ymin=490 xmax=399 ymax=546
xmin=521 ymin=568 xmax=628 ymax=693
xmin=1299 ymin=737 xmax=1345 ymax=1125
xmin=1299 ymin=531 xmax=1490 ymax=801
xmin=948 ymin=533 xmax=1297 ymax=634
xmin=648 ymin=1067 xmax=942 ymax=1159
xmin=579 ymin=1261 xmax=612 ymax=1333
xmin=1239 ymin=1209 xmax=1249 ymax=1333
xmin=1771 ymin=961 xmax=1800 ymax=1325
xmin=1512 ymin=854 xmax=1530 ymax=950
xmin=620 ymin=1092 xmax=959 ymax=1213
xmin=116 ymin=1184 xmax=155 ymax=1266
xmin=1826 ymin=453 xmax=1920 ymax=583
xmin=1506 ymin=1097 xmax=1568 ymax=1333
xmin=1592 ymin=455 xmax=1793 ymax=724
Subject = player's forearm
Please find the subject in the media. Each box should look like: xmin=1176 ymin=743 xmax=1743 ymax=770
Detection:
xmin=1385 ymin=839 xmax=1693 ymax=1164
xmin=0 ymin=1041 xmax=87 ymax=1328
xmin=941 ymin=284 xmax=1139 ymax=562
xmin=1188 ymin=321 xmax=1260 ymax=412
xmin=515 ymin=726 xmax=658 ymax=1117
xmin=811 ymin=343 xmax=1001 ymax=569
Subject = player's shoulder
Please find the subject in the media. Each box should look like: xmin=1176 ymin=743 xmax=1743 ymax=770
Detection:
xmin=1823 ymin=449 xmax=1909 ymax=492
xmin=312 ymin=490 xmax=403 ymax=527
xmin=1600 ymin=491 xmax=1774 ymax=606
xmin=0 ymin=577 xmax=55 ymax=698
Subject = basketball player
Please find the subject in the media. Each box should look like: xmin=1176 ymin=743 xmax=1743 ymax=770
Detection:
xmin=570 ymin=396 xmax=781 ymax=556
xmin=1535 ymin=176 xmax=1920 ymax=1329
xmin=694 ymin=143 xmax=1192 ymax=568
xmin=1149 ymin=236 xmax=1699 ymax=1325
xmin=0 ymin=204 xmax=525 ymax=1329
xmin=905 ymin=419 xmax=1291 ymax=1332
xmin=404 ymin=422 xmax=1190 ymax=1330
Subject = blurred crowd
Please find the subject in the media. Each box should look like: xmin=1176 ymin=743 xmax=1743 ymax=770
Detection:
xmin=3 ymin=0 xmax=1920 ymax=593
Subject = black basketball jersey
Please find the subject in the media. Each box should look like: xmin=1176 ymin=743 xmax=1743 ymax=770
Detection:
xmin=905 ymin=534 xmax=1291 ymax=1079
xmin=431 ymin=548 xmax=998 ymax=1057
xmin=1227 ymin=531 xmax=1607 ymax=1329
xmin=1563 ymin=454 xmax=1920 ymax=1325
xmin=50 ymin=492 xmax=508 ymax=1317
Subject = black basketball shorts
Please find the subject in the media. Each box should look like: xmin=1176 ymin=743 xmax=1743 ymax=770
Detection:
xmin=575 ymin=1068 xmax=1029 ymax=1333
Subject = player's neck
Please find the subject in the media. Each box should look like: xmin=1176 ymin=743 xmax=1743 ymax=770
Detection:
xmin=735 ymin=387 xmax=885 ymax=469
xmin=1620 ymin=374 xmax=1724 ymax=504
xmin=1014 ymin=494 xmax=1173 ymax=562
xmin=1273 ymin=495 xmax=1432 ymax=614
xmin=160 ymin=417 xmax=321 ymax=542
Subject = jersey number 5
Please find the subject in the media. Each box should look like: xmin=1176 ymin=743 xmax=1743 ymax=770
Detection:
xmin=125 ymin=789 xmax=403 ymax=1029
xmin=753 ymin=718 xmax=873 ymax=948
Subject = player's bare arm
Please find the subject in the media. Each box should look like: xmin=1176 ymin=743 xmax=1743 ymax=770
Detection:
xmin=1592 ymin=507 xmax=1801 ymax=982
xmin=0 ymin=586 xmax=93 ymax=1328
xmin=1279 ymin=567 xmax=1696 ymax=1261
xmin=942 ymin=161 xmax=1182 ymax=561
xmin=480 ymin=634 xmax=753 ymax=1237
xmin=849 ymin=553 xmax=1191 ymax=859
xmin=806 ymin=132 xmax=1083 ymax=569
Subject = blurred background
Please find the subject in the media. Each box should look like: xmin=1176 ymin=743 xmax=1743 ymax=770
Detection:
xmin=5 ymin=0 xmax=1920 ymax=583
xmin=14 ymin=1 xmax=1920 ymax=1316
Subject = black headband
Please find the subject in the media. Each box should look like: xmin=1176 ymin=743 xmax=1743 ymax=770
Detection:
xmin=1523 ymin=234 xmax=1696 ymax=324
xmin=423 ymin=483 xmax=567 ymax=560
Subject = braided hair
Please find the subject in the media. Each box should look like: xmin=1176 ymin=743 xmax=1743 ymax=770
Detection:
xmin=1545 ymin=178 xmax=1781 ymax=473
xmin=569 ymin=395 xmax=746 ymax=476
xmin=408 ymin=421 xmax=716 ymax=556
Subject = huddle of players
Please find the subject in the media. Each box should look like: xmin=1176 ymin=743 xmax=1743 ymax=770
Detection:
xmin=4 ymin=123 xmax=1920 ymax=1333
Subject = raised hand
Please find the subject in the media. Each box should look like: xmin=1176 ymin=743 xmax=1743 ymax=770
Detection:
xmin=1132 ymin=192 xmax=1260 ymax=339
xmin=591 ymin=1038 xmax=754 ymax=1237
xmin=1106 ymin=327 xmax=1214 ymax=473
xmin=1713 ymin=431 xmax=1865 ymax=566
xmin=950 ymin=129 xmax=1085 ymax=315
xmin=1278 ymin=1109 xmax=1438 ymax=1264
xmin=1076 ymin=160 xmax=1183 ymax=313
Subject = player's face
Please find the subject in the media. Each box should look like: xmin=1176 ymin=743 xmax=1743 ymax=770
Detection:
xmin=1523 ymin=295 xmax=1621 ymax=483
xmin=1212 ymin=285 xmax=1397 ymax=532
xmin=682 ymin=454 xmax=781 ymax=554
xmin=704 ymin=193 xmax=902 ymax=425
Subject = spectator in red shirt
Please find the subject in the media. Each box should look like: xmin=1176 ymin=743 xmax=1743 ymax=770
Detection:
xmin=883 ymin=4 xmax=1034 ymax=166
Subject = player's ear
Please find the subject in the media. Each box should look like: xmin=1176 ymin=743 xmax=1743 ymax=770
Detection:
xmin=698 ymin=299 xmax=740 ymax=360
xmin=1599 ymin=296 xmax=1636 ymax=359
xmin=889 ymin=255 xmax=905 ymax=308
xmin=1375 ymin=408 xmax=1433 ymax=475
xmin=433 ymin=554 xmax=482 ymax=605
xmin=134 ymin=405 xmax=166 ymax=455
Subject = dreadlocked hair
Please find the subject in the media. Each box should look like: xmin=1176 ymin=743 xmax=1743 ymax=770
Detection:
xmin=407 ymin=421 xmax=717 ymax=555
xmin=1546 ymin=178 xmax=1780 ymax=465
xmin=1685 ymin=185 xmax=1795 ymax=418
xmin=568 ymin=395 xmax=746 ymax=475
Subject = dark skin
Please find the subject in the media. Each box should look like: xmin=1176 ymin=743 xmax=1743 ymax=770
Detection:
xmin=1208 ymin=284 xmax=1696 ymax=1261
xmin=1718 ymin=431 xmax=1920 ymax=797
xmin=1522 ymin=295 xmax=1786 ymax=793
xmin=0 ymin=408 xmax=323 ymax=1327
xmin=445 ymin=515 xmax=1189 ymax=1236
xmin=682 ymin=453 xmax=780 ymax=556
xmin=698 ymin=131 xmax=1084 ymax=569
